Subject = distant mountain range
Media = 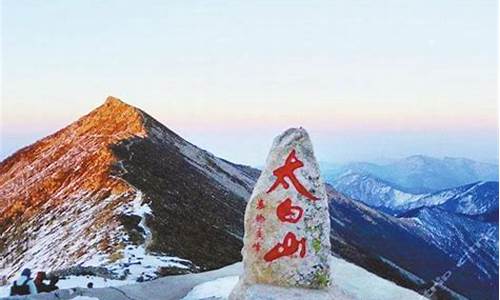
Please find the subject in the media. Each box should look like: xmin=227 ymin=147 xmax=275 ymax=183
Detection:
xmin=0 ymin=97 xmax=497 ymax=300
xmin=399 ymin=181 xmax=499 ymax=220
xmin=332 ymin=171 xmax=499 ymax=220
xmin=324 ymin=155 xmax=498 ymax=193
xmin=326 ymin=157 xmax=499 ymax=299
xmin=328 ymin=188 xmax=498 ymax=300
xmin=330 ymin=171 xmax=417 ymax=214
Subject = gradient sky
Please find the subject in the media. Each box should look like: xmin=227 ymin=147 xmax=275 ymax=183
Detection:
xmin=1 ymin=0 xmax=498 ymax=166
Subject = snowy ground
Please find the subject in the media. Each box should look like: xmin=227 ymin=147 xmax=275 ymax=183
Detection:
xmin=89 ymin=191 xmax=193 ymax=281
xmin=182 ymin=256 xmax=424 ymax=300
xmin=1 ymin=190 xmax=191 ymax=285
xmin=328 ymin=256 xmax=423 ymax=300
xmin=0 ymin=286 xmax=9 ymax=298
xmin=0 ymin=243 xmax=190 ymax=298
xmin=1 ymin=256 xmax=425 ymax=300
xmin=0 ymin=190 xmax=192 ymax=299
xmin=0 ymin=275 xmax=129 ymax=298
xmin=182 ymin=276 xmax=239 ymax=300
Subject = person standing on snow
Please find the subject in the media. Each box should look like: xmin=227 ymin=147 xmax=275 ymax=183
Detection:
xmin=10 ymin=268 xmax=37 ymax=296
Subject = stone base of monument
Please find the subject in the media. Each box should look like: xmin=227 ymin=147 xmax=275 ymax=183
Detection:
xmin=229 ymin=280 xmax=355 ymax=300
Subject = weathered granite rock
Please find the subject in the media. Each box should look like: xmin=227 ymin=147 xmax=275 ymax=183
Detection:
xmin=230 ymin=127 xmax=331 ymax=298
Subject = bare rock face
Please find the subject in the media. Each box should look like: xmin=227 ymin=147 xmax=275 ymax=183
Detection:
xmin=230 ymin=128 xmax=331 ymax=298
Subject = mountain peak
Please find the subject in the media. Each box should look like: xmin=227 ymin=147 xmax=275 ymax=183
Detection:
xmin=0 ymin=96 xmax=149 ymax=242
xmin=105 ymin=95 xmax=125 ymax=104
xmin=102 ymin=95 xmax=134 ymax=111
xmin=0 ymin=95 xmax=260 ymax=279
xmin=97 ymin=95 xmax=138 ymax=116
xmin=74 ymin=96 xmax=146 ymax=139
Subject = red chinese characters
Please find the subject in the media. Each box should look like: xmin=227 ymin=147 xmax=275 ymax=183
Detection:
xmin=256 ymin=228 xmax=264 ymax=239
xmin=260 ymin=149 xmax=313 ymax=262
xmin=255 ymin=214 xmax=265 ymax=223
xmin=252 ymin=199 xmax=266 ymax=252
xmin=276 ymin=198 xmax=303 ymax=223
xmin=257 ymin=198 xmax=266 ymax=210
xmin=266 ymin=149 xmax=318 ymax=201
xmin=263 ymin=232 xmax=306 ymax=262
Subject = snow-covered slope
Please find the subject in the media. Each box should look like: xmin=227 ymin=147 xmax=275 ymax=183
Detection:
xmin=328 ymin=188 xmax=498 ymax=300
xmin=400 ymin=181 xmax=499 ymax=218
xmin=331 ymin=171 xmax=418 ymax=213
xmin=400 ymin=207 xmax=498 ymax=281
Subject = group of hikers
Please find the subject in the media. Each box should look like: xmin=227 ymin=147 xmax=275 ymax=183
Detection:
xmin=9 ymin=268 xmax=59 ymax=296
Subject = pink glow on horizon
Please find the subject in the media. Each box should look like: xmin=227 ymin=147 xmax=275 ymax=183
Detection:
xmin=2 ymin=94 xmax=497 ymax=140
xmin=3 ymin=110 xmax=497 ymax=136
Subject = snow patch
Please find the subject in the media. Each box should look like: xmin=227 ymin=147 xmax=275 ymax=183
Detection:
xmin=181 ymin=256 xmax=423 ymax=300
xmin=182 ymin=276 xmax=239 ymax=300
xmin=83 ymin=190 xmax=191 ymax=282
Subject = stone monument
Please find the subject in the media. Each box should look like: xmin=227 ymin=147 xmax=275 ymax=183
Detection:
xmin=230 ymin=127 xmax=334 ymax=299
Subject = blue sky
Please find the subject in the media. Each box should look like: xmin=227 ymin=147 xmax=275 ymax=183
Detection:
xmin=1 ymin=0 xmax=498 ymax=166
